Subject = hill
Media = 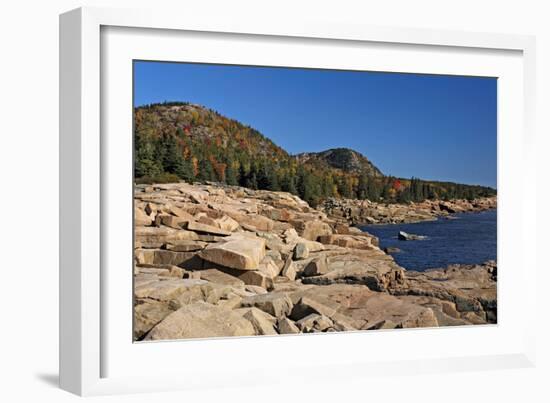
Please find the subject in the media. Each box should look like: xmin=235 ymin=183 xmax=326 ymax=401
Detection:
xmin=295 ymin=148 xmax=383 ymax=177
xmin=134 ymin=102 xmax=496 ymax=206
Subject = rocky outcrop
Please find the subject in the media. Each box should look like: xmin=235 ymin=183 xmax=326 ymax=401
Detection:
xmin=134 ymin=182 xmax=497 ymax=341
xmin=294 ymin=148 xmax=384 ymax=177
xmin=398 ymin=231 xmax=427 ymax=241
xmin=389 ymin=261 xmax=497 ymax=324
xmin=322 ymin=196 xmax=497 ymax=225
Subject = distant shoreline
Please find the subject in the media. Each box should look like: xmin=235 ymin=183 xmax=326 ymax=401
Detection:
xmin=361 ymin=207 xmax=497 ymax=227
xmin=321 ymin=195 xmax=497 ymax=226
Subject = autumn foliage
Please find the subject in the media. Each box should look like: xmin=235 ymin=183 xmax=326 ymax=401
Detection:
xmin=134 ymin=102 xmax=496 ymax=206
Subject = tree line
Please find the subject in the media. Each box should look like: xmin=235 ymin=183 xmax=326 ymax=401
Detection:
xmin=136 ymin=132 xmax=494 ymax=206
xmin=134 ymin=103 xmax=496 ymax=207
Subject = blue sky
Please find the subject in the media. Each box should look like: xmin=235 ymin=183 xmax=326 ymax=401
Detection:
xmin=134 ymin=61 xmax=497 ymax=188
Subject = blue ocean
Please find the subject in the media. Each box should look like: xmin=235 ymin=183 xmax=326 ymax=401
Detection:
xmin=361 ymin=209 xmax=497 ymax=271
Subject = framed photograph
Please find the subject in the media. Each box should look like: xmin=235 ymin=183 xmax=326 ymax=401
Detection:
xmin=60 ymin=6 xmax=537 ymax=396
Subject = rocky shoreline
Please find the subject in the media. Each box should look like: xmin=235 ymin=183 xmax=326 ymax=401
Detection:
xmin=321 ymin=195 xmax=497 ymax=225
xmin=134 ymin=182 xmax=497 ymax=341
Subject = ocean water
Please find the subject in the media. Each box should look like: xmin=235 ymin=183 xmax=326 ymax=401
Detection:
xmin=360 ymin=209 xmax=497 ymax=271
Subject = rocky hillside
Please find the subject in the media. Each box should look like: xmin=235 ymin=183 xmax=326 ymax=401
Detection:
xmin=134 ymin=182 xmax=496 ymax=341
xmin=295 ymin=148 xmax=383 ymax=177
xmin=135 ymin=102 xmax=288 ymax=162
xmin=134 ymin=102 xmax=496 ymax=207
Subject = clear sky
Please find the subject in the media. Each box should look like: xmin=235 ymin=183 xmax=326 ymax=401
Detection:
xmin=134 ymin=61 xmax=497 ymax=188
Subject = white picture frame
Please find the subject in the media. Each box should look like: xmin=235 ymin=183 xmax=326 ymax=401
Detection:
xmin=60 ymin=6 xmax=537 ymax=396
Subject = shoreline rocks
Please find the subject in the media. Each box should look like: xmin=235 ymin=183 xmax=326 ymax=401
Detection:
xmin=133 ymin=182 xmax=497 ymax=341
xmin=398 ymin=231 xmax=427 ymax=241
xmin=321 ymin=196 xmax=497 ymax=225
xmin=388 ymin=261 xmax=497 ymax=325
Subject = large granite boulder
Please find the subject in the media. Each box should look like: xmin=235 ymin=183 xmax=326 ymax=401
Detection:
xmin=186 ymin=220 xmax=232 ymax=236
xmin=241 ymin=292 xmax=293 ymax=318
xmin=277 ymin=317 xmax=300 ymax=334
xmin=290 ymin=219 xmax=332 ymax=241
xmin=135 ymin=226 xmax=199 ymax=249
xmin=237 ymin=270 xmax=273 ymax=289
xmin=281 ymin=257 xmax=297 ymax=281
xmin=198 ymin=268 xmax=245 ymax=288
xmin=296 ymin=314 xmax=334 ymax=333
xmin=135 ymin=249 xmax=197 ymax=266
xmin=318 ymin=234 xmax=378 ymax=250
xmin=135 ymin=207 xmax=154 ymax=226
xmin=293 ymin=243 xmax=309 ymax=260
xmin=301 ymin=253 xmax=406 ymax=292
xmin=236 ymin=307 xmax=278 ymax=335
xmin=145 ymin=302 xmax=256 ymax=340
xmin=134 ymin=299 xmax=175 ymax=340
xmin=225 ymin=212 xmax=275 ymax=232
xmin=215 ymin=215 xmax=240 ymax=232
xmin=302 ymin=257 xmax=329 ymax=277
xmin=134 ymin=278 xmax=207 ymax=301
xmin=200 ymin=235 xmax=266 ymax=270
